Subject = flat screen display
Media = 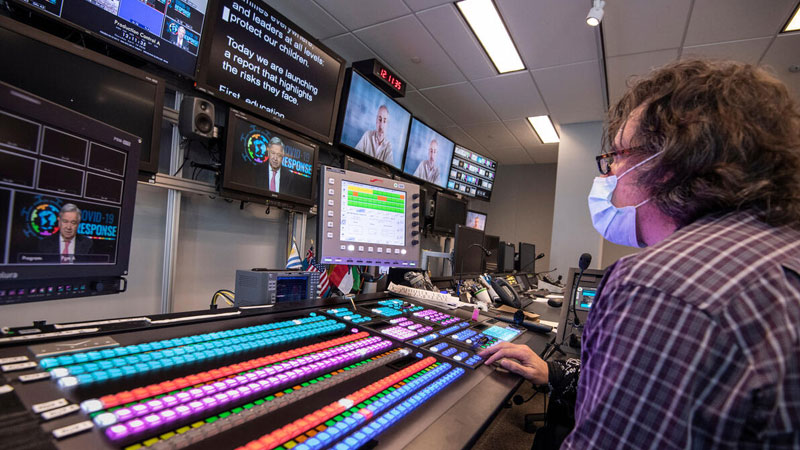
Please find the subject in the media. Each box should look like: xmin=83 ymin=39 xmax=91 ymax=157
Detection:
xmin=466 ymin=210 xmax=486 ymax=231
xmin=448 ymin=145 xmax=496 ymax=200
xmin=454 ymin=224 xmax=484 ymax=275
xmin=432 ymin=191 xmax=467 ymax=236
xmin=196 ymin=0 xmax=345 ymax=144
xmin=338 ymin=70 xmax=411 ymax=170
xmin=402 ymin=118 xmax=455 ymax=189
xmin=9 ymin=0 xmax=207 ymax=77
xmin=0 ymin=80 xmax=140 ymax=292
xmin=518 ymin=242 xmax=535 ymax=273
xmin=223 ymin=109 xmax=318 ymax=206
xmin=0 ymin=17 xmax=164 ymax=173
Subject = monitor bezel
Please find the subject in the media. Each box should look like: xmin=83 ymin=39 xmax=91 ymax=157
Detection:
xmin=431 ymin=190 xmax=467 ymax=236
xmin=465 ymin=209 xmax=487 ymax=231
xmin=448 ymin=144 xmax=497 ymax=201
xmin=401 ymin=117 xmax=456 ymax=190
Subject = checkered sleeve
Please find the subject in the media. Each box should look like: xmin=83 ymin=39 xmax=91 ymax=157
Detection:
xmin=561 ymin=282 xmax=752 ymax=450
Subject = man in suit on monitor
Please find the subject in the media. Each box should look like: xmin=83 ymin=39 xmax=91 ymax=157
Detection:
xmin=38 ymin=203 xmax=93 ymax=263
xmin=413 ymin=138 xmax=440 ymax=184
xmin=171 ymin=25 xmax=191 ymax=51
xmin=355 ymin=105 xmax=393 ymax=164
xmin=266 ymin=137 xmax=295 ymax=196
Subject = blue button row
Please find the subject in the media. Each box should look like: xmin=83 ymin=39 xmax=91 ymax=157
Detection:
xmin=411 ymin=333 xmax=439 ymax=346
xmin=325 ymin=308 xmax=371 ymax=324
xmin=437 ymin=322 xmax=469 ymax=337
xmin=39 ymin=315 xmax=328 ymax=370
xmin=50 ymin=320 xmax=346 ymax=385
xmin=451 ymin=329 xmax=478 ymax=341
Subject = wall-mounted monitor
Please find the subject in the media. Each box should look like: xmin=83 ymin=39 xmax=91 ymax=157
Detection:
xmin=402 ymin=118 xmax=455 ymax=189
xmin=196 ymin=0 xmax=345 ymax=144
xmin=454 ymin=224 xmax=485 ymax=276
xmin=0 ymin=17 xmax=165 ymax=173
xmin=0 ymin=81 xmax=141 ymax=305
xmin=222 ymin=109 xmax=319 ymax=206
xmin=466 ymin=210 xmax=487 ymax=231
xmin=447 ymin=145 xmax=496 ymax=200
xmin=317 ymin=166 xmax=421 ymax=268
xmin=8 ymin=0 xmax=207 ymax=77
xmin=338 ymin=69 xmax=411 ymax=171
xmin=432 ymin=191 xmax=467 ymax=236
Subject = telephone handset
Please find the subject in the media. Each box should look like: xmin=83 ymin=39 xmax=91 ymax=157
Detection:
xmin=491 ymin=277 xmax=521 ymax=309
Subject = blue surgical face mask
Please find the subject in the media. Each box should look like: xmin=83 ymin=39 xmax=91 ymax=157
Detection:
xmin=588 ymin=152 xmax=662 ymax=247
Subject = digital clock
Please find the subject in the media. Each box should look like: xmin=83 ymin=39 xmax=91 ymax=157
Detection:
xmin=352 ymin=59 xmax=407 ymax=98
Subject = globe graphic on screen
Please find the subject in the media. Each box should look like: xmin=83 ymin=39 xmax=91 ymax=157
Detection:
xmin=246 ymin=132 xmax=269 ymax=164
xmin=29 ymin=203 xmax=60 ymax=237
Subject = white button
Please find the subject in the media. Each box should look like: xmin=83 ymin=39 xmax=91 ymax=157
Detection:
xmin=328 ymin=200 xmax=334 ymax=206
xmin=328 ymin=189 xmax=334 ymax=195
xmin=340 ymin=245 xmax=346 ymax=250
xmin=328 ymin=178 xmax=334 ymax=185
xmin=401 ymin=249 xmax=407 ymax=255
xmin=377 ymin=248 xmax=383 ymax=253
xmin=347 ymin=245 xmax=355 ymax=251
xmin=326 ymin=232 xmax=333 ymax=238
xmin=367 ymin=247 xmax=373 ymax=252
xmin=358 ymin=246 xmax=364 ymax=251
xmin=395 ymin=249 xmax=401 ymax=254
xmin=386 ymin=248 xmax=391 ymax=254
xmin=328 ymin=211 xmax=334 ymax=217
xmin=327 ymin=221 xmax=333 ymax=228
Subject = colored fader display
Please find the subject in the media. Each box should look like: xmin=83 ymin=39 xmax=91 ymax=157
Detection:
xmin=1 ymin=297 xmax=529 ymax=449
xmin=340 ymin=181 xmax=406 ymax=247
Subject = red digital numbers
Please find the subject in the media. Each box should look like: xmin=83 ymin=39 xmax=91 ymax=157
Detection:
xmin=375 ymin=64 xmax=404 ymax=94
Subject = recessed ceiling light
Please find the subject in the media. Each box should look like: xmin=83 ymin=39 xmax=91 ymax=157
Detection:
xmin=783 ymin=2 xmax=800 ymax=32
xmin=528 ymin=116 xmax=559 ymax=144
xmin=456 ymin=0 xmax=525 ymax=74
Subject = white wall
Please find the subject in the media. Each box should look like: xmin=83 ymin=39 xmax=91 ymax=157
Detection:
xmin=549 ymin=121 xmax=605 ymax=279
xmin=469 ymin=163 xmax=557 ymax=273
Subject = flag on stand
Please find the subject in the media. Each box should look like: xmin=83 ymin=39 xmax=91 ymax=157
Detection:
xmin=285 ymin=240 xmax=302 ymax=269
xmin=328 ymin=265 xmax=362 ymax=295
xmin=303 ymin=247 xmax=329 ymax=297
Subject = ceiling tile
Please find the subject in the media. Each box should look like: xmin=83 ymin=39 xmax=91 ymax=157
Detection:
xmin=416 ymin=4 xmax=496 ymax=80
xmin=681 ymin=37 xmax=773 ymax=64
xmin=606 ymin=49 xmax=679 ymax=105
xmin=395 ymin=90 xmax=455 ymax=129
xmin=314 ymin=0 xmax=410 ymax=30
xmin=497 ymin=0 xmax=597 ymax=69
xmin=532 ymin=60 xmax=605 ymax=125
xmin=760 ymin=33 xmax=800 ymax=101
xmin=353 ymin=15 xmax=466 ymax=88
xmin=684 ymin=0 xmax=797 ymax=46
xmin=490 ymin=147 xmax=534 ymax=165
xmin=603 ymin=0 xmax=693 ymax=57
xmin=472 ymin=72 xmax=547 ymax=120
xmin=322 ymin=33 xmax=376 ymax=65
xmin=526 ymin=145 xmax=559 ymax=164
xmin=420 ymin=82 xmax=498 ymax=125
xmin=461 ymin=121 xmax=520 ymax=150
xmin=504 ymin=118 xmax=544 ymax=152
xmin=404 ymin=0 xmax=452 ymax=12
xmin=441 ymin=126 xmax=493 ymax=158
xmin=265 ymin=0 xmax=346 ymax=41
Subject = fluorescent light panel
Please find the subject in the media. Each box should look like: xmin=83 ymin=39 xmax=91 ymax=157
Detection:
xmin=784 ymin=2 xmax=800 ymax=32
xmin=528 ymin=116 xmax=559 ymax=144
xmin=456 ymin=0 xmax=525 ymax=73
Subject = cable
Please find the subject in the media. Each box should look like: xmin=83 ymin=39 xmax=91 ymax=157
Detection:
xmin=209 ymin=289 xmax=235 ymax=309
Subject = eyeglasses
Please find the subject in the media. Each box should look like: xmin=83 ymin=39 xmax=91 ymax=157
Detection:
xmin=595 ymin=146 xmax=645 ymax=175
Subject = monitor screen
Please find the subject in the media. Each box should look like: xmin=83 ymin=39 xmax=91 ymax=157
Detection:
xmin=454 ymin=224 xmax=485 ymax=276
xmin=402 ymin=118 xmax=455 ymax=189
xmin=576 ymin=287 xmax=596 ymax=310
xmin=518 ymin=242 xmax=535 ymax=273
xmin=317 ymin=166 xmax=421 ymax=268
xmin=483 ymin=234 xmax=499 ymax=273
xmin=0 ymin=17 xmax=165 ymax=173
xmin=338 ymin=70 xmax=411 ymax=170
xmin=222 ymin=109 xmax=318 ymax=206
xmin=448 ymin=145 xmax=496 ymax=200
xmin=0 ymin=81 xmax=141 ymax=304
xmin=432 ymin=191 xmax=467 ymax=236
xmin=196 ymin=0 xmax=345 ymax=144
xmin=9 ymin=0 xmax=207 ymax=77
xmin=466 ymin=210 xmax=486 ymax=231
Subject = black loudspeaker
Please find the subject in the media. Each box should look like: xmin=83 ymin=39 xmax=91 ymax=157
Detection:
xmin=179 ymin=96 xmax=215 ymax=138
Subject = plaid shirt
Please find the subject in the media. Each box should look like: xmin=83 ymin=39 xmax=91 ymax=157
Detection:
xmin=563 ymin=211 xmax=800 ymax=449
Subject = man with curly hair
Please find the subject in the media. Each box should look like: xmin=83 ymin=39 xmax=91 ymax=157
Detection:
xmin=481 ymin=59 xmax=800 ymax=449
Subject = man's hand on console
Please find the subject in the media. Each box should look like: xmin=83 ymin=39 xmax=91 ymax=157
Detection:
xmin=478 ymin=342 xmax=549 ymax=385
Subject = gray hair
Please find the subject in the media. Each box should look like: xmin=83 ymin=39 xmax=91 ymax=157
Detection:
xmin=268 ymin=136 xmax=284 ymax=151
xmin=60 ymin=203 xmax=81 ymax=221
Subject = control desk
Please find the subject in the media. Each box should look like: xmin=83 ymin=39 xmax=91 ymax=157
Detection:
xmin=0 ymin=293 xmax=532 ymax=450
